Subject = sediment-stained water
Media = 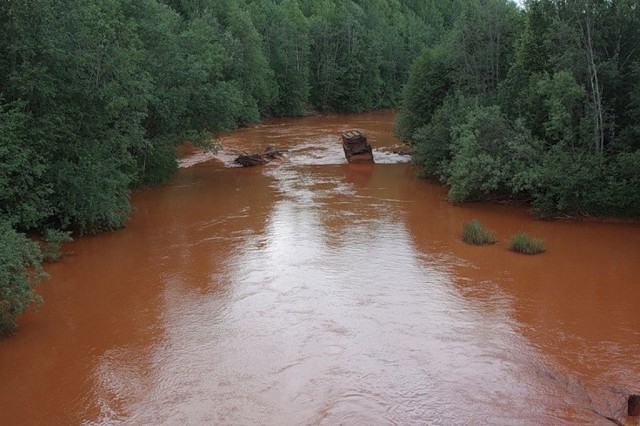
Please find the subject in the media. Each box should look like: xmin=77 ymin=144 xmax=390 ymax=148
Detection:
xmin=1 ymin=111 xmax=638 ymax=425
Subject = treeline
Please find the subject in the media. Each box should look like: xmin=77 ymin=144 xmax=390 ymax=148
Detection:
xmin=397 ymin=0 xmax=640 ymax=218
xmin=0 ymin=0 xmax=463 ymax=334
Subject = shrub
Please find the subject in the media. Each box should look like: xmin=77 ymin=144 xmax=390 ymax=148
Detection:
xmin=443 ymin=104 xmax=542 ymax=203
xmin=509 ymin=232 xmax=545 ymax=254
xmin=462 ymin=220 xmax=497 ymax=245
xmin=411 ymin=94 xmax=472 ymax=178
xmin=42 ymin=229 xmax=73 ymax=262
xmin=136 ymin=138 xmax=179 ymax=186
xmin=0 ymin=222 xmax=46 ymax=336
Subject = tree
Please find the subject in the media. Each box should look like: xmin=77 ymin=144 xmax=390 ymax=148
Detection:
xmin=0 ymin=221 xmax=46 ymax=336
xmin=0 ymin=101 xmax=51 ymax=230
xmin=443 ymin=104 xmax=541 ymax=203
xmin=395 ymin=42 xmax=454 ymax=141
xmin=451 ymin=0 xmax=521 ymax=96
xmin=249 ymin=0 xmax=310 ymax=115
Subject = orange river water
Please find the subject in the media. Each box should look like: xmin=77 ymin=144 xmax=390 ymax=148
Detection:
xmin=0 ymin=110 xmax=639 ymax=425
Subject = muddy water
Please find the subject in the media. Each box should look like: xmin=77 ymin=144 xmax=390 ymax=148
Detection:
xmin=1 ymin=111 xmax=639 ymax=425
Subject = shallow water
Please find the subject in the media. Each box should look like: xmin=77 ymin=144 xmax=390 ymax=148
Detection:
xmin=1 ymin=111 xmax=639 ymax=425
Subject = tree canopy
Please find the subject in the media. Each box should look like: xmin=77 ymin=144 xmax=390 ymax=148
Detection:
xmin=398 ymin=0 xmax=640 ymax=218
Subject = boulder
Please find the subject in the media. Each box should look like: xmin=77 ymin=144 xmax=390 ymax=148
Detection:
xmin=629 ymin=394 xmax=640 ymax=416
xmin=342 ymin=130 xmax=374 ymax=163
xmin=234 ymin=148 xmax=285 ymax=167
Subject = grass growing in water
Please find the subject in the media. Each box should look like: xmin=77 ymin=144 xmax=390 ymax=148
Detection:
xmin=509 ymin=232 xmax=545 ymax=254
xmin=462 ymin=220 xmax=497 ymax=245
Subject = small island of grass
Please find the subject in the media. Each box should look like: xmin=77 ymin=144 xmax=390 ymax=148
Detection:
xmin=509 ymin=233 xmax=545 ymax=255
xmin=462 ymin=220 xmax=497 ymax=245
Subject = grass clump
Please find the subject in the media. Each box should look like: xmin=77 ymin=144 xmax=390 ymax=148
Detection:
xmin=462 ymin=220 xmax=497 ymax=245
xmin=509 ymin=232 xmax=545 ymax=254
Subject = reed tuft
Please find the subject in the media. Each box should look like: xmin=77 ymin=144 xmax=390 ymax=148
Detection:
xmin=508 ymin=232 xmax=545 ymax=254
xmin=462 ymin=220 xmax=497 ymax=245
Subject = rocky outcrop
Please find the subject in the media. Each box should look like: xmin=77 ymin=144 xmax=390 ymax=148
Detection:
xmin=342 ymin=130 xmax=374 ymax=163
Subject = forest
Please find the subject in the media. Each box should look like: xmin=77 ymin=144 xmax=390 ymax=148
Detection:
xmin=1 ymin=0 xmax=639 ymax=334
xmin=397 ymin=0 xmax=640 ymax=219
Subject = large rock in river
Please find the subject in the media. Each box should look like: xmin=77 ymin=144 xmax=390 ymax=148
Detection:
xmin=629 ymin=394 xmax=640 ymax=416
xmin=342 ymin=130 xmax=374 ymax=163
xmin=234 ymin=148 xmax=285 ymax=167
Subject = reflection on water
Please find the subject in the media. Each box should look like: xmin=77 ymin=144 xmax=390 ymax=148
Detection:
xmin=0 ymin=111 xmax=638 ymax=425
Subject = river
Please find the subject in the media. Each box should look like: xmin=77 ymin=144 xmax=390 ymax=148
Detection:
xmin=1 ymin=111 xmax=639 ymax=425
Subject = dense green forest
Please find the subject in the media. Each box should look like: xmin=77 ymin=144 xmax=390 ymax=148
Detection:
xmin=397 ymin=0 xmax=640 ymax=219
xmin=0 ymin=0 xmax=460 ymax=334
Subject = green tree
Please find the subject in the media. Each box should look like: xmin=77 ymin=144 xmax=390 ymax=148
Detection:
xmin=410 ymin=94 xmax=472 ymax=177
xmin=1 ymin=0 xmax=149 ymax=233
xmin=0 ymin=222 xmax=46 ymax=336
xmin=249 ymin=0 xmax=310 ymax=116
xmin=395 ymin=42 xmax=454 ymax=141
xmin=443 ymin=104 xmax=542 ymax=203
xmin=450 ymin=0 xmax=521 ymax=97
xmin=0 ymin=102 xmax=51 ymax=229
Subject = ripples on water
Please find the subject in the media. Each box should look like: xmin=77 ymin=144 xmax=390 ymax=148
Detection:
xmin=94 ymin=167 xmax=542 ymax=425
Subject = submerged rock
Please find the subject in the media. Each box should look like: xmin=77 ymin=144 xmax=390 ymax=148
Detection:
xmin=630 ymin=394 xmax=640 ymax=416
xmin=234 ymin=148 xmax=286 ymax=167
xmin=342 ymin=130 xmax=374 ymax=163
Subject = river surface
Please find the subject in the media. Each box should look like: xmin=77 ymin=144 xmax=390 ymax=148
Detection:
xmin=1 ymin=111 xmax=639 ymax=425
